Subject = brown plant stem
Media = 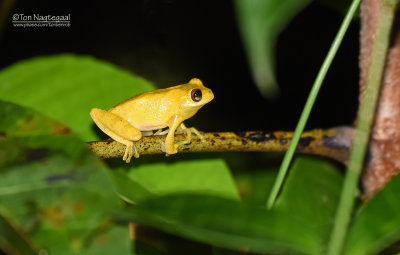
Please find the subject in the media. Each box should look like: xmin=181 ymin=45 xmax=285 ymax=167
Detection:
xmin=87 ymin=126 xmax=354 ymax=164
xmin=360 ymin=0 xmax=400 ymax=197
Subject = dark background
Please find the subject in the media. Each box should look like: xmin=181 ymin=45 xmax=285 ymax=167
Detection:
xmin=0 ymin=0 xmax=359 ymax=132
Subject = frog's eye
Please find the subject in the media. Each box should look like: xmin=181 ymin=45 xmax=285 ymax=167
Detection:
xmin=191 ymin=89 xmax=202 ymax=102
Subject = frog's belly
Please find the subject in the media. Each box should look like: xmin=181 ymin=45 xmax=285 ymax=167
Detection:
xmin=126 ymin=114 xmax=170 ymax=131
xmin=110 ymin=104 xmax=172 ymax=131
xmin=133 ymin=122 xmax=168 ymax=131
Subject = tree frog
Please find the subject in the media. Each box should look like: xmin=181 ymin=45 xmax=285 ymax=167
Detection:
xmin=90 ymin=78 xmax=214 ymax=163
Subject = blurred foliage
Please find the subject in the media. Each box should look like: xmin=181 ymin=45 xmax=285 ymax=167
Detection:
xmin=234 ymin=0 xmax=311 ymax=98
xmin=344 ymin=173 xmax=400 ymax=255
xmin=0 ymin=206 xmax=37 ymax=255
xmin=0 ymin=99 xmax=130 ymax=254
xmin=116 ymin=157 xmax=343 ymax=254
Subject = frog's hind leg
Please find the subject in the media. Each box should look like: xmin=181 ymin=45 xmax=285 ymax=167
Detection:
xmin=90 ymin=108 xmax=142 ymax=163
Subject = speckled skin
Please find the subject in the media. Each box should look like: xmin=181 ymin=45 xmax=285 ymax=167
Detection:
xmin=90 ymin=78 xmax=214 ymax=163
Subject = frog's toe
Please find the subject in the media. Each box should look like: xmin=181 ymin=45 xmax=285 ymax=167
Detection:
xmin=190 ymin=127 xmax=204 ymax=140
xmin=132 ymin=143 xmax=140 ymax=158
xmin=169 ymin=144 xmax=178 ymax=155
xmin=161 ymin=142 xmax=178 ymax=155
xmin=178 ymin=127 xmax=203 ymax=146
xmin=123 ymin=143 xmax=137 ymax=163
xmin=123 ymin=149 xmax=132 ymax=163
xmin=122 ymin=147 xmax=129 ymax=161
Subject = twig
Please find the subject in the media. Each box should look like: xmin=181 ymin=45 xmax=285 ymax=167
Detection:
xmin=87 ymin=126 xmax=354 ymax=164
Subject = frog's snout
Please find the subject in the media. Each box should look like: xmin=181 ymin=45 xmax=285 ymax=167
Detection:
xmin=206 ymin=88 xmax=214 ymax=102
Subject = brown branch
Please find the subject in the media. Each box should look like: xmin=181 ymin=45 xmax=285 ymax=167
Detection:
xmin=87 ymin=126 xmax=354 ymax=164
xmin=360 ymin=0 xmax=400 ymax=197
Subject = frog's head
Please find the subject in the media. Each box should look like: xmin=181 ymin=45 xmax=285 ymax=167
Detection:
xmin=183 ymin=78 xmax=214 ymax=108
xmin=175 ymin=78 xmax=214 ymax=120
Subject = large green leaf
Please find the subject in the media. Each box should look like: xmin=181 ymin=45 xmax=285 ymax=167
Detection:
xmin=235 ymin=169 xmax=277 ymax=206
xmin=109 ymin=169 xmax=156 ymax=203
xmin=114 ymin=157 xmax=343 ymax=254
xmin=275 ymin=156 xmax=343 ymax=251
xmin=234 ymin=0 xmax=311 ymax=97
xmin=0 ymin=100 xmax=130 ymax=254
xmin=0 ymin=54 xmax=154 ymax=141
xmin=128 ymin=159 xmax=240 ymax=200
xmin=344 ymin=174 xmax=400 ymax=255
xmin=115 ymin=193 xmax=316 ymax=254
xmin=0 ymin=54 xmax=239 ymax=203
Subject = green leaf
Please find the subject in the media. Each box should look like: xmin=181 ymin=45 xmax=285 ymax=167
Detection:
xmin=234 ymin=0 xmax=311 ymax=97
xmin=83 ymin=225 xmax=131 ymax=255
xmin=110 ymin=158 xmax=239 ymax=204
xmin=0 ymin=206 xmax=37 ymax=255
xmin=344 ymin=174 xmax=400 ymax=255
xmin=275 ymin=157 xmax=343 ymax=253
xmin=0 ymin=100 xmax=129 ymax=254
xmin=110 ymin=169 xmax=156 ymax=203
xmin=115 ymin=193 xmax=316 ymax=254
xmin=235 ymin=169 xmax=277 ymax=206
xmin=275 ymin=156 xmax=343 ymax=242
xmin=114 ymin=156 xmax=343 ymax=254
xmin=128 ymin=159 xmax=240 ymax=201
xmin=0 ymin=54 xmax=154 ymax=141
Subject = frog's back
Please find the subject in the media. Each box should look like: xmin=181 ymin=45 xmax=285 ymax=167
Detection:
xmin=109 ymin=86 xmax=183 ymax=131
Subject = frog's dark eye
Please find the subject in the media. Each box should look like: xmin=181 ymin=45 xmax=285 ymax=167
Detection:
xmin=191 ymin=89 xmax=202 ymax=102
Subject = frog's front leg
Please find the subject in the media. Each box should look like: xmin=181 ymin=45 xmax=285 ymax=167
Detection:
xmin=176 ymin=123 xmax=205 ymax=146
xmin=90 ymin=108 xmax=142 ymax=163
xmin=163 ymin=115 xmax=184 ymax=155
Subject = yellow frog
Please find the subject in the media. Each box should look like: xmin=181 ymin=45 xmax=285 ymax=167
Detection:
xmin=90 ymin=78 xmax=214 ymax=163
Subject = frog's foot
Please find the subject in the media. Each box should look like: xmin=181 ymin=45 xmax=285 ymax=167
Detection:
xmin=154 ymin=127 xmax=203 ymax=144
xmin=188 ymin=127 xmax=204 ymax=140
xmin=122 ymin=142 xmax=139 ymax=163
xmin=177 ymin=126 xmax=204 ymax=146
xmin=160 ymin=142 xmax=178 ymax=156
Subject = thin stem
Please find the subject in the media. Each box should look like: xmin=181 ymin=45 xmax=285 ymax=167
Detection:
xmin=87 ymin=127 xmax=353 ymax=164
xmin=327 ymin=0 xmax=397 ymax=254
xmin=266 ymin=0 xmax=362 ymax=209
